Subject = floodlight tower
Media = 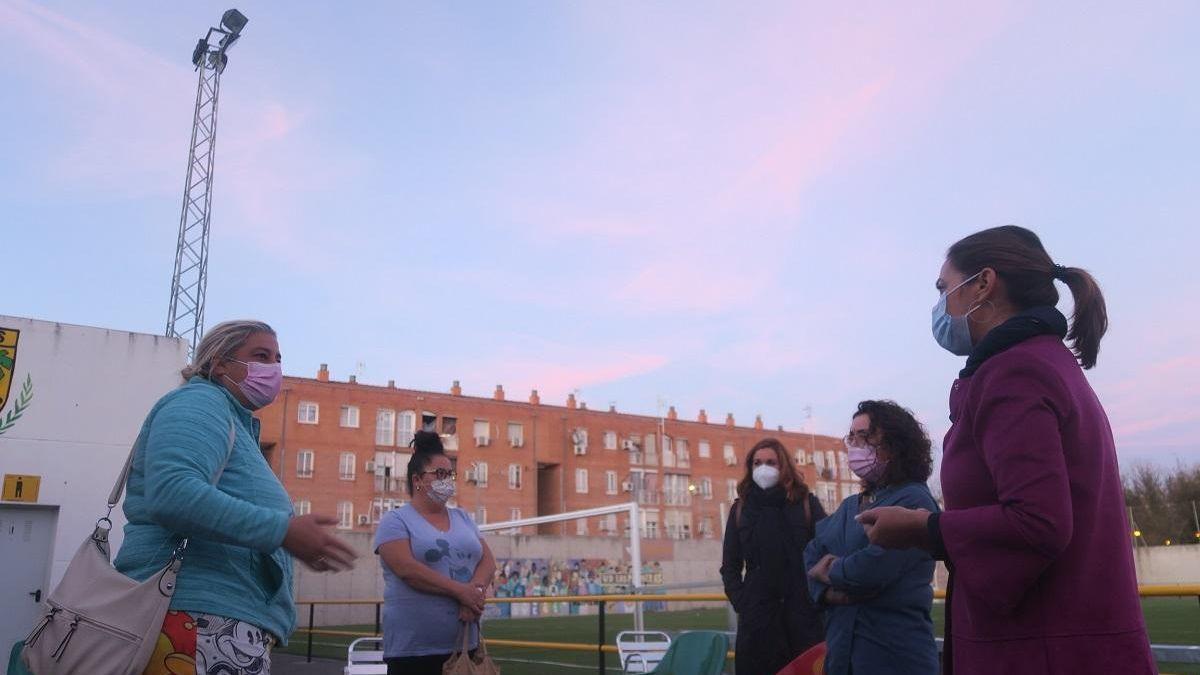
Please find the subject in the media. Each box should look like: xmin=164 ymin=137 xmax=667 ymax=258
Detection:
xmin=165 ymin=9 xmax=248 ymax=355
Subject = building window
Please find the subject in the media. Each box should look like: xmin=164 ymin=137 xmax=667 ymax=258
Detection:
xmin=339 ymin=405 xmax=359 ymax=428
xmin=665 ymin=510 xmax=692 ymax=540
xmin=606 ymin=470 xmax=618 ymax=495
xmin=796 ymin=449 xmax=808 ymax=465
xmin=644 ymin=434 xmax=657 ymax=465
xmin=575 ymin=468 xmax=589 ymax=494
xmin=474 ymin=420 xmax=491 ymax=447
xmin=822 ymin=484 xmax=839 ymax=511
xmin=374 ymin=451 xmax=407 ymax=493
xmin=376 ymin=409 xmax=396 ymax=446
xmin=470 ymin=507 xmax=487 ymax=525
xmin=663 ymin=474 xmax=690 ymax=506
xmin=723 ymin=443 xmax=737 ymax=466
xmin=370 ymin=497 xmax=402 ymax=524
xmin=508 ymin=422 xmax=524 ymax=447
xmin=297 ymin=402 xmax=319 ymax=424
xmin=571 ymin=428 xmax=588 ymax=455
xmin=468 ymin=462 xmax=488 ymax=487
xmin=603 ymin=431 xmax=617 ymax=450
xmin=699 ymin=516 xmax=714 ymax=539
xmin=601 ymin=513 xmax=618 ymax=536
xmin=726 ymin=478 xmax=738 ymax=502
xmin=293 ymin=499 xmax=311 ymax=516
xmin=296 ymin=450 xmax=314 ymax=478
xmin=398 ymin=410 xmax=416 ymax=447
xmin=642 ymin=510 xmax=659 ymax=539
xmin=336 ymin=501 xmax=353 ymax=529
xmin=510 ymin=508 xmax=522 ymax=522
xmin=442 ymin=416 xmax=459 ymax=451
xmin=675 ymin=439 xmax=689 ymax=468
xmin=662 ymin=435 xmax=675 ymax=467
xmin=629 ymin=470 xmax=658 ymax=505
xmin=626 ymin=434 xmax=643 ymax=464
xmin=698 ymin=440 xmax=711 ymax=459
xmin=826 ymin=451 xmax=836 ymax=478
xmin=838 ymin=452 xmax=850 ymax=480
xmin=700 ymin=477 xmax=712 ymax=500
xmin=508 ymin=463 xmax=522 ymax=489
xmin=339 ymin=452 xmax=356 ymax=481
xmin=421 ymin=412 xmax=437 ymax=432
xmin=576 ymin=518 xmax=589 ymax=536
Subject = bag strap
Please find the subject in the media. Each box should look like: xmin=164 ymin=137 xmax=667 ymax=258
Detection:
xmin=103 ymin=415 xmax=238 ymax=520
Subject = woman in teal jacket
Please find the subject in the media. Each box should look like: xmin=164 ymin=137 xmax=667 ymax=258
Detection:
xmin=805 ymin=400 xmax=940 ymax=675
xmin=114 ymin=320 xmax=355 ymax=674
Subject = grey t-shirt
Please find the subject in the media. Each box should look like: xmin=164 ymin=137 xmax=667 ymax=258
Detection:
xmin=374 ymin=505 xmax=482 ymax=657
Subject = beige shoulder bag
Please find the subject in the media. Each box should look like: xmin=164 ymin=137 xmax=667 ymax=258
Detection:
xmin=22 ymin=418 xmax=236 ymax=675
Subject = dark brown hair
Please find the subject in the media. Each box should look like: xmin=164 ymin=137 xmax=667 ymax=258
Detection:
xmin=406 ymin=430 xmax=445 ymax=494
xmin=947 ymin=225 xmax=1107 ymax=368
xmin=736 ymin=438 xmax=808 ymax=503
xmin=853 ymin=400 xmax=933 ymax=488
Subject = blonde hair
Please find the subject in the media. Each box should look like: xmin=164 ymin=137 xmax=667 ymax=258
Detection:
xmin=181 ymin=320 xmax=276 ymax=381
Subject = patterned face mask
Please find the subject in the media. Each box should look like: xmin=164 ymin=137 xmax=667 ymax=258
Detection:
xmin=429 ymin=478 xmax=457 ymax=504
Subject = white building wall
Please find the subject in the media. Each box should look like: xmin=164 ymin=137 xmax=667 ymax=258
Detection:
xmin=0 ymin=316 xmax=187 ymax=589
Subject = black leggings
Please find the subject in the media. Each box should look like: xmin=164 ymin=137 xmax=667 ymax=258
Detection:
xmin=385 ymin=650 xmax=476 ymax=675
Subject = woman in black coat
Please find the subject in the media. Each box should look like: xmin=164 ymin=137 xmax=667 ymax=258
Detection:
xmin=721 ymin=437 xmax=828 ymax=674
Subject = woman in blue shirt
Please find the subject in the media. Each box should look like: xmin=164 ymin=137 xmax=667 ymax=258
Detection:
xmin=805 ymin=400 xmax=940 ymax=675
xmin=375 ymin=431 xmax=497 ymax=675
xmin=114 ymin=320 xmax=356 ymax=675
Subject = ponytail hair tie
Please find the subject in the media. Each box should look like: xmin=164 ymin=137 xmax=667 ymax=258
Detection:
xmin=1052 ymin=264 xmax=1068 ymax=280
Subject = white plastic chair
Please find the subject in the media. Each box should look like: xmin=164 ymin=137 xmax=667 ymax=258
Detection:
xmin=616 ymin=630 xmax=672 ymax=673
xmin=344 ymin=637 xmax=386 ymax=675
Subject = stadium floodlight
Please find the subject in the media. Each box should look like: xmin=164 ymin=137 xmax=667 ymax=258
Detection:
xmin=221 ymin=9 xmax=248 ymax=34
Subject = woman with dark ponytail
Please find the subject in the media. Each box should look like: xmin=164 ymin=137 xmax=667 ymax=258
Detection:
xmin=373 ymin=431 xmax=497 ymax=674
xmin=858 ymin=226 xmax=1154 ymax=674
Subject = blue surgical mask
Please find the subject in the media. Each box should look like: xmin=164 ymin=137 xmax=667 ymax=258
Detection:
xmin=931 ymin=272 xmax=981 ymax=356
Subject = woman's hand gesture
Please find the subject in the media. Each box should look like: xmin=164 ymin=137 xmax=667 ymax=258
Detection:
xmin=282 ymin=514 xmax=358 ymax=572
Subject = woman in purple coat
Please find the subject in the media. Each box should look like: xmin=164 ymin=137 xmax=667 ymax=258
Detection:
xmin=857 ymin=226 xmax=1155 ymax=674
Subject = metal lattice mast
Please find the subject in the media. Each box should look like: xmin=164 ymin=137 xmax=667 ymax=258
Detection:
xmin=166 ymin=10 xmax=248 ymax=355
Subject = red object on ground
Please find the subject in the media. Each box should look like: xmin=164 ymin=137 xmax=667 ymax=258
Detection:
xmin=776 ymin=642 xmax=826 ymax=675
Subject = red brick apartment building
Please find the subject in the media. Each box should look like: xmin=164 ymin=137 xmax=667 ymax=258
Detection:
xmin=256 ymin=365 xmax=858 ymax=538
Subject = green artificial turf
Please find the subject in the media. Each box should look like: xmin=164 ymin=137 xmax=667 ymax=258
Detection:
xmin=280 ymin=598 xmax=1200 ymax=674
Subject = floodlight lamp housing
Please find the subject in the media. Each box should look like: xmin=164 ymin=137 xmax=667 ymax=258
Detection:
xmin=221 ymin=9 xmax=248 ymax=35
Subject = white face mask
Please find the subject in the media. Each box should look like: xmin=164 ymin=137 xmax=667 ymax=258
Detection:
xmin=752 ymin=464 xmax=780 ymax=490
xmin=428 ymin=478 xmax=456 ymax=504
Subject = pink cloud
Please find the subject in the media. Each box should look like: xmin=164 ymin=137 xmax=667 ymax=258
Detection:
xmin=489 ymin=3 xmax=1023 ymax=316
xmin=453 ymin=352 xmax=670 ymax=404
xmin=1103 ymin=354 xmax=1200 ymax=441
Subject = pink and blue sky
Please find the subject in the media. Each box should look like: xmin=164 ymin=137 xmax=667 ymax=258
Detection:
xmin=3 ymin=1 xmax=1197 ymax=471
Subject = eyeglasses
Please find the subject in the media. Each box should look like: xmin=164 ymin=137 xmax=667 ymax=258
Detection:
xmin=844 ymin=430 xmax=871 ymax=445
xmin=421 ymin=469 xmax=456 ymax=480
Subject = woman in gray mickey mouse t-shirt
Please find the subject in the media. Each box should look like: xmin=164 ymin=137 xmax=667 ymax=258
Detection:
xmin=374 ymin=431 xmax=497 ymax=675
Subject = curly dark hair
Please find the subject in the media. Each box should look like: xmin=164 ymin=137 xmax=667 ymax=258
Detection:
xmin=852 ymin=400 xmax=933 ymax=488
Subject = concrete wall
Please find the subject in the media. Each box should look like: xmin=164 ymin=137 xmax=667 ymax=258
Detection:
xmin=294 ymin=531 xmax=726 ymax=627
xmin=931 ymin=546 xmax=1200 ymax=593
xmin=0 ymin=316 xmax=188 ymax=585
xmin=1133 ymin=545 xmax=1200 ymax=584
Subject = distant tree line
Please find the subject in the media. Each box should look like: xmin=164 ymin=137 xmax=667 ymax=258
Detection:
xmin=1124 ymin=462 xmax=1200 ymax=547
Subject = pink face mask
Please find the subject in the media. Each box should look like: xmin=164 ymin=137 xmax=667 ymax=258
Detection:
xmin=225 ymin=360 xmax=282 ymax=409
xmin=847 ymin=440 xmax=888 ymax=484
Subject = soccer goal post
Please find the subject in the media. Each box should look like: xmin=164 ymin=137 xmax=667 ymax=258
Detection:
xmin=477 ymin=501 xmax=647 ymax=632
